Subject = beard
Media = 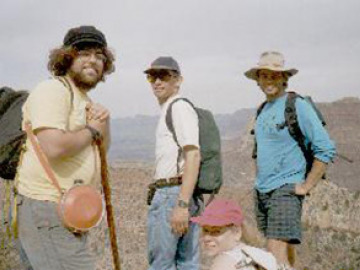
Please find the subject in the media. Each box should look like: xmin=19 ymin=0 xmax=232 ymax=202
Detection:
xmin=68 ymin=68 xmax=103 ymax=91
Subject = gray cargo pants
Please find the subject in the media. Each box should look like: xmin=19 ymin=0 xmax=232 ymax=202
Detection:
xmin=17 ymin=194 xmax=95 ymax=270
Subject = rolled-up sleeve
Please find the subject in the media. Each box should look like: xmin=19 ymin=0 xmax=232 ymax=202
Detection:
xmin=296 ymin=99 xmax=336 ymax=163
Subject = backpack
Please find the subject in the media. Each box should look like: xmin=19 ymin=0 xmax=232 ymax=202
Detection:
xmin=252 ymin=91 xmax=326 ymax=177
xmin=0 ymin=78 xmax=73 ymax=181
xmin=1 ymin=79 xmax=73 ymax=245
xmin=166 ymin=98 xmax=222 ymax=195
xmin=0 ymin=87 xmax=29 ymax=180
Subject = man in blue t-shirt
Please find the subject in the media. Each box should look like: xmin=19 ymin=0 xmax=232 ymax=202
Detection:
xmin=244 ymin=51 xmax=336 ymax=268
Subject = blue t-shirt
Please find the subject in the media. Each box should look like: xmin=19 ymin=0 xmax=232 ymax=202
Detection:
xmin=255 ymin=93 xmax=336 ymax=193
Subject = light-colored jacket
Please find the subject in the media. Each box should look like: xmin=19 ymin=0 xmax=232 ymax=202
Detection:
xmin=222 ymin=244 xmax=293 ymax=270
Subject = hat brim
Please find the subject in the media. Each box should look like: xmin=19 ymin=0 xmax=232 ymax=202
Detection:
xmin=144 ymin=65 xmax=180 ymax=74
xmin=244 ymin=67 xmax=298 ymax=81
xmin=190 ymin=216 xmax=234 ymax=227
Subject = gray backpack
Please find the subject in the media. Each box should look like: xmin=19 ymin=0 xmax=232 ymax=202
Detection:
xmin=166 ymin=98 xmax=222 ymax=195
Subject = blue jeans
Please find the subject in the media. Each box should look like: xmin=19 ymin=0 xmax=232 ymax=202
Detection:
xmin=147 ymin=186 xmax=201 ymax=270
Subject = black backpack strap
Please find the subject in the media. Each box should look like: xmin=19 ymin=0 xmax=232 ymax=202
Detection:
xmin=256 ymin=101 xmax=268 ymax=119
xmin=165 ymin=98 xmax=196 ymax=175
xmin=285 ymin=91 xmax=313 ymax=175
xmin=251 ymin=101 xmax=267 ymax=159
xmin=285 ymin=92 xmax=305 ymax=150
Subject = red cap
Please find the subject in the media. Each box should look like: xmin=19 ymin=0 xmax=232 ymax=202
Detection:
xmin=191 ymin=199 xmax=244 ymax=227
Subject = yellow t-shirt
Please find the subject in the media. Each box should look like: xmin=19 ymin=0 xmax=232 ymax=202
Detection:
xmin=17 ymin=78 xmax=100 ymax=202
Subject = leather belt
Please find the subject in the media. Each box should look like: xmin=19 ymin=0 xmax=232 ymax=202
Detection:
xmin=147 ymin=176 xmax=182 ymax=205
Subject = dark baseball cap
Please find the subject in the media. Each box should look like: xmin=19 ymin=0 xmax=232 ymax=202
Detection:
xmin=144 ymin=56 xmax=181 ymax=75
xmin=63 ymin=25 xmax=107 ymax=48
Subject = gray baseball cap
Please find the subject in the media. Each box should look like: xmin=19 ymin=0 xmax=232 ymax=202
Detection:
xmin=144 ymin=56 xmax=181 ymax=74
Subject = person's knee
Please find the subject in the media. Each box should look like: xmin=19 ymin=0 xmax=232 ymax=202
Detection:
xmin=267 ymin=239 xmax=289 ymax=264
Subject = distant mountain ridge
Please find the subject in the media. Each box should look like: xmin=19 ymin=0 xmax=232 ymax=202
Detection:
xmin=109 ymin=108 xmax=255 ymax=161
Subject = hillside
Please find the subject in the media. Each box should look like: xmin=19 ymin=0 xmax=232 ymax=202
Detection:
xmin=1 ymin=97 xmax=360 ymax=270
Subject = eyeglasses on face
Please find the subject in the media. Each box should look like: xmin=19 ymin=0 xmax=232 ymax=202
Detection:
xmin=77 ymin=50 xmax=107 ymax=63
xmin=146 ymin=71 xmax=176 ymax=83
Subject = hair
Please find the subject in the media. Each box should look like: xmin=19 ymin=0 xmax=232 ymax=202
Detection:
xmin=47 ymin=45 xmax=115 ymax=81
xmin=203 ymin=221 xmax=264 ymax=248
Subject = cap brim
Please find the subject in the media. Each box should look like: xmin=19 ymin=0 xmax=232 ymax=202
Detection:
xmin=244 ymin=67 xmax=298 ymax=81
xmin=190 ymin=216 xmax=233 ymax=227
xmin=144 ymin=65 xmax=180 ymax=74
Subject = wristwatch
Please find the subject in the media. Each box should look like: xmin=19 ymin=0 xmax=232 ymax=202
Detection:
xmin=178 ymin=199 xmax=190 ymax=209
xmin=85 ymin=125 xmax=102 ymax=142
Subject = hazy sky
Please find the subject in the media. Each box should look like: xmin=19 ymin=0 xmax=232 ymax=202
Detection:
xmin=1 ymin=0 xmax=359 ymax=118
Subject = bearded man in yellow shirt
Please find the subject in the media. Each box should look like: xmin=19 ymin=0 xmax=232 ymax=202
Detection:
xmin=16 ymin=25 xmax=115 ymax=270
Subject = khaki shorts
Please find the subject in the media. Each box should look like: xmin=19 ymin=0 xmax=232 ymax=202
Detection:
xmin=17 ymin=194 xmax=95 ymax=270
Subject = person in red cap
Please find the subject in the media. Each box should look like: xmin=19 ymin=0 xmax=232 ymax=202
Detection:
xmin=15 ymin=26 xmax=115 ymax=270
xmin=191 ymin=199 xmax=294 ymax=270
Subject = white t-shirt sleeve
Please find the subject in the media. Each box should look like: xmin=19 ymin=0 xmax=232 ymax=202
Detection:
xmin=27 ymin=79 xmax=71 ymax=131
xmin=171 ymin=100 xmax=200 ymax=149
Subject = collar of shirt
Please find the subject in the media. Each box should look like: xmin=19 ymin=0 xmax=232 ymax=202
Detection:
xmin=160 ymin=94 xmax=181 ymax=111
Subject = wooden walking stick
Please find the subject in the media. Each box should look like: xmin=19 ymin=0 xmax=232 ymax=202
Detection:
xmin=97 ymin=139 xmax=121 ymax=270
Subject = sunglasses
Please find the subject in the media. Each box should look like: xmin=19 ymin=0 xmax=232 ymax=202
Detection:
xmin=202 ymin=224 xmax=233 ymax=236
xmin=146 ymin=71 xmax=176 ymax=83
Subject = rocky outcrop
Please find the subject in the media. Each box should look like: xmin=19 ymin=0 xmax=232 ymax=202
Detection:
xmin=219 ymin=98 xmax=360 ymax=270
xmin=1 ymin=97 xmax=359 ymax=270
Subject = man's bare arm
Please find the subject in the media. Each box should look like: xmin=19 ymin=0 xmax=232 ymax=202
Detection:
xmin=170 ymin=145 xmax=201 ymax=235
xmin=178 ymin=145 xmax=201 ymax=203
xmin=36 ymin=127 xmax=93 ymax=160
xmin=295 ymin=158 xmax=327 ymax=195
xmin=36 ymin=118 xmax=109 ymax=160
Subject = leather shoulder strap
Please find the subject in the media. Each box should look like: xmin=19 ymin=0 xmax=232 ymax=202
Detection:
xmin=24 ymin=122 xmax=63 ymax=195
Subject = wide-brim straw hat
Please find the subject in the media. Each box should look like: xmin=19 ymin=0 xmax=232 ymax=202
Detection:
xmin=245 ymin=51 xmax=298 ymax=80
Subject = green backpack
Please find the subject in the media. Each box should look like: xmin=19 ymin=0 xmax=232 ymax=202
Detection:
xmin=166 ymin=98 xmax=222 ymax=195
